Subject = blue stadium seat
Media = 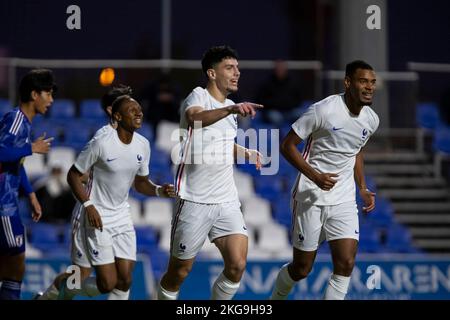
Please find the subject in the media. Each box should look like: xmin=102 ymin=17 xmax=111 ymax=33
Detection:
xmin=385 ymin=223 xmax=415 ymax=253
xmin=359 ymin=196 xmax=393 ymax=227
xmin=416 ymin=102 xmax=441 ymax=129
xmin=29 ymin=223 xmax=62 ymax=252
xmin=137 ymin=123 xmax=154 ymax=142
xmin=135 ymin=226 xmax=158 ymax=249
xmin=433 ymin=125 xmax=450 ymax=154
xmin=358 ymin=224 xmax=382 ymax=253
xmin=0 ymin=98 xmax=11 ymax=117
xmin=272 ymin=196 xmax=292 ymax=228
xmin=31 ymin=120 xmax=61 ymax=143
xmin=65 ymin=121 xmax=93 ymax=149
xmin=49 ymin=99 xmax=76 ymax=120
xmin=254 ymin=175 xmax=283 ymax=201
xmin=80 ymin=99 xmax=108 ymax=121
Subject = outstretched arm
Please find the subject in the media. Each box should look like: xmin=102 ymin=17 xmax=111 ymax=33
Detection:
xmin=185 ymin=102 xmax=263 ymax=128
xmin=281 ymin=129 xmax=338 ymax=191
xmin=354 ymin=149 xmax=376 ymax=213
xmin=134 ymin=175 xmax=176 ymax=198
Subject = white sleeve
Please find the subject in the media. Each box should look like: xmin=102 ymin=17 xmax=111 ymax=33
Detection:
xmin=183 ymin=87 xmax=206 ymax=112
xmin=137 ymin=139 xmax=150 ymax=177
xmin=74 ymin=139 xmax=101 ymax=174
xmin=291 ymin=105 xmax=319 ymax=140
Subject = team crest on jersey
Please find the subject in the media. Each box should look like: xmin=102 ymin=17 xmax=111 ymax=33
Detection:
xmin=15 ymin=235 xmax=23 ymax=247
xmin=137 ymin=154 xmax=143 ymax=163
xmin=362 ymin=128 xmax=368 ymax=139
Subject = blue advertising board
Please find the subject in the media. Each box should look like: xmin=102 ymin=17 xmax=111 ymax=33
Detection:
xmin=179 ymin=255 xmax=450 ymax=300
xmin=21 ymin=255 xmax=154 ymax=300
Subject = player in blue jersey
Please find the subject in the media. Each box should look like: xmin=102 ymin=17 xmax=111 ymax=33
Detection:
xmin=0 ymin=69 xmax=56 ymax=300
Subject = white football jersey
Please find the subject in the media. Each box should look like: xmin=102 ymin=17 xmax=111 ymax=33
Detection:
xmin=74 ymin=129 xmax=150 ymax=221
xmin=291 ymin=93 xmax=379 ymax=205
xmin=176 ymin=87 xmax=239 ymax=204
xmin=92 ymin=123 xmax=114 ymax=138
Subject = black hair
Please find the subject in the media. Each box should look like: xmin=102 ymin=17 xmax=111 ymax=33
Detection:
xmin=19 ymin=69 xmax=57 ymax=103
xmin=101 ymin=84 xmax=133 ymax=115
xmin=201 ymin=45 xmax=239 ymax=75
xmin=111 ymin=94 xmax=133 ymax=116
xmin=345 ymin=60 xmax=373 ymax=78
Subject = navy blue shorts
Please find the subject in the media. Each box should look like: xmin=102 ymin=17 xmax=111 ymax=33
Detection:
xmin=0 ymin=215 xmax=25 ymax=256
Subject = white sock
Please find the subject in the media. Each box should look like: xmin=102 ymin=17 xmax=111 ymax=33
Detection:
xmin=62 ymin=277 xmax=101 ymax=299
xmin=210 ymin=272 xmax=240 ymax=300
xmin=38 ymin=284 xmax=59 ymax=300
xmin=270 ymin=263 xmax=297 ymax=300
xmin=323 ymin=274 xmax=350 ymax=300
xmin=107 ymin=288 xmax=130 ymax=300
xmin=157 ymin=283 xmax=178 ymax=300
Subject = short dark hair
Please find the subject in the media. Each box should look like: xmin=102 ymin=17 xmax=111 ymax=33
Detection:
xmin=201 ymin=45 xmax=239 ymax=75
xmin=345 ymin=60 xmax=373 ymax=78
xmin=111 ymin=94 xmax=133 ymax=116
xmin=101 ymin=85 xmax=133 ymax=115
xmin=19 ymin=69 xmax=57 ymax=103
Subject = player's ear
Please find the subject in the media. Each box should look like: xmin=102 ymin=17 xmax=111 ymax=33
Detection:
xmin=106 ymin=106 xmax=113 ymax=117
xmin=207 ymin=69 xmax=216 ymax=80
xmin=344 ymin=76 xmax=351 ymax=90
xmin=30 ymin=90 xmax=39 ymax=101
xmin=113 ymin=112 xmax=121 ymax=122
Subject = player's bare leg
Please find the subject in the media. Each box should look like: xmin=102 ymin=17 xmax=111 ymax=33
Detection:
xmin=0 ymin=253 xmax=25 ymax=299
xmin=109 ymin=258 xmax=135 ymax=300
xmin=212 ymin=234 xmax=247 ymax=300
xmin=57 ymin=263 xmax=117 ymax=299
xmin=37 ymin=265 xmax=92 ymax=300
xmin=324 ymin=238 xmax=357 ymax=300
xmin=270 ymin=248 xmax=317 ymax=300
xmin=158 ymin=256 xmax=195 ymax=300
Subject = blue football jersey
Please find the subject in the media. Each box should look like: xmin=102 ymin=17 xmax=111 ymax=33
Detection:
xmin=0 ymin=108 xmax=32 ymax=217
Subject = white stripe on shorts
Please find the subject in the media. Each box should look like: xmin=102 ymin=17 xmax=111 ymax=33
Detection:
xmin=2 ymin=216 xmax=16 ymax=247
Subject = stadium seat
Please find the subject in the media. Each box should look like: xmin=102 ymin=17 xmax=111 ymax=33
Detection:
xmin=155 ymin=120 xmax=179 ymax=153
xmin=416 ymin=102 xmax=441 ymax=129
xmin=49 ymin=99 xmax=76 ymax=120
xmin=254 ymin=175 xmax=283 ymax=201
xmin=137 ymin=123 xmax=154 ymax=142
xmin=128 ymin=197 xmax=144 ymax=225
xmin=241 ymin=197 xmax=273 ymax=228
xmin=234 ymin=170 xmax=255 ymax=200
xmin=433 ymin=125 xmax=450 ymax=154
xmin=142 ymin=198 xmax=172 ymax=229
xmin=271 ymin=195 xmax=292 ymax=228
xmin=256 ymin=223 xmax=291 ymax=258
xmin=47 ymin=146 xmax=76 ymax=174
xmin=31 ymin=120 xmax=61 ymax=143
xmin=358 ymin=224 xmax=382 ymax=253
xmin=80 ymin=99 xmax=108 ymax=121
xmin=135 ymin=226 xmax=158 ymax=249
xmin=28 ymin=223 xmax=62 ymax=252
xmin=385 ymin=223 xmax=415 ymax=253
xmin=23 ymin=153 xmax=46 ymax=179
xmin=64 ymin=121 xmax=94 ymax=149
xmin=0 ymin=98 xmax=10 ymax=117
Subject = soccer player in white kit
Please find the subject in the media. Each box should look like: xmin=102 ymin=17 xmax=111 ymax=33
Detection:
xmin=37 ymin=85 xmax=141 ymax=300
xmin=57 ymin=95 xmax=175 ymax=299
xmin=270 ymin=60 xmax=379 ymax=300
xmin=157 ymin=45 xmax=263 ymax=300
